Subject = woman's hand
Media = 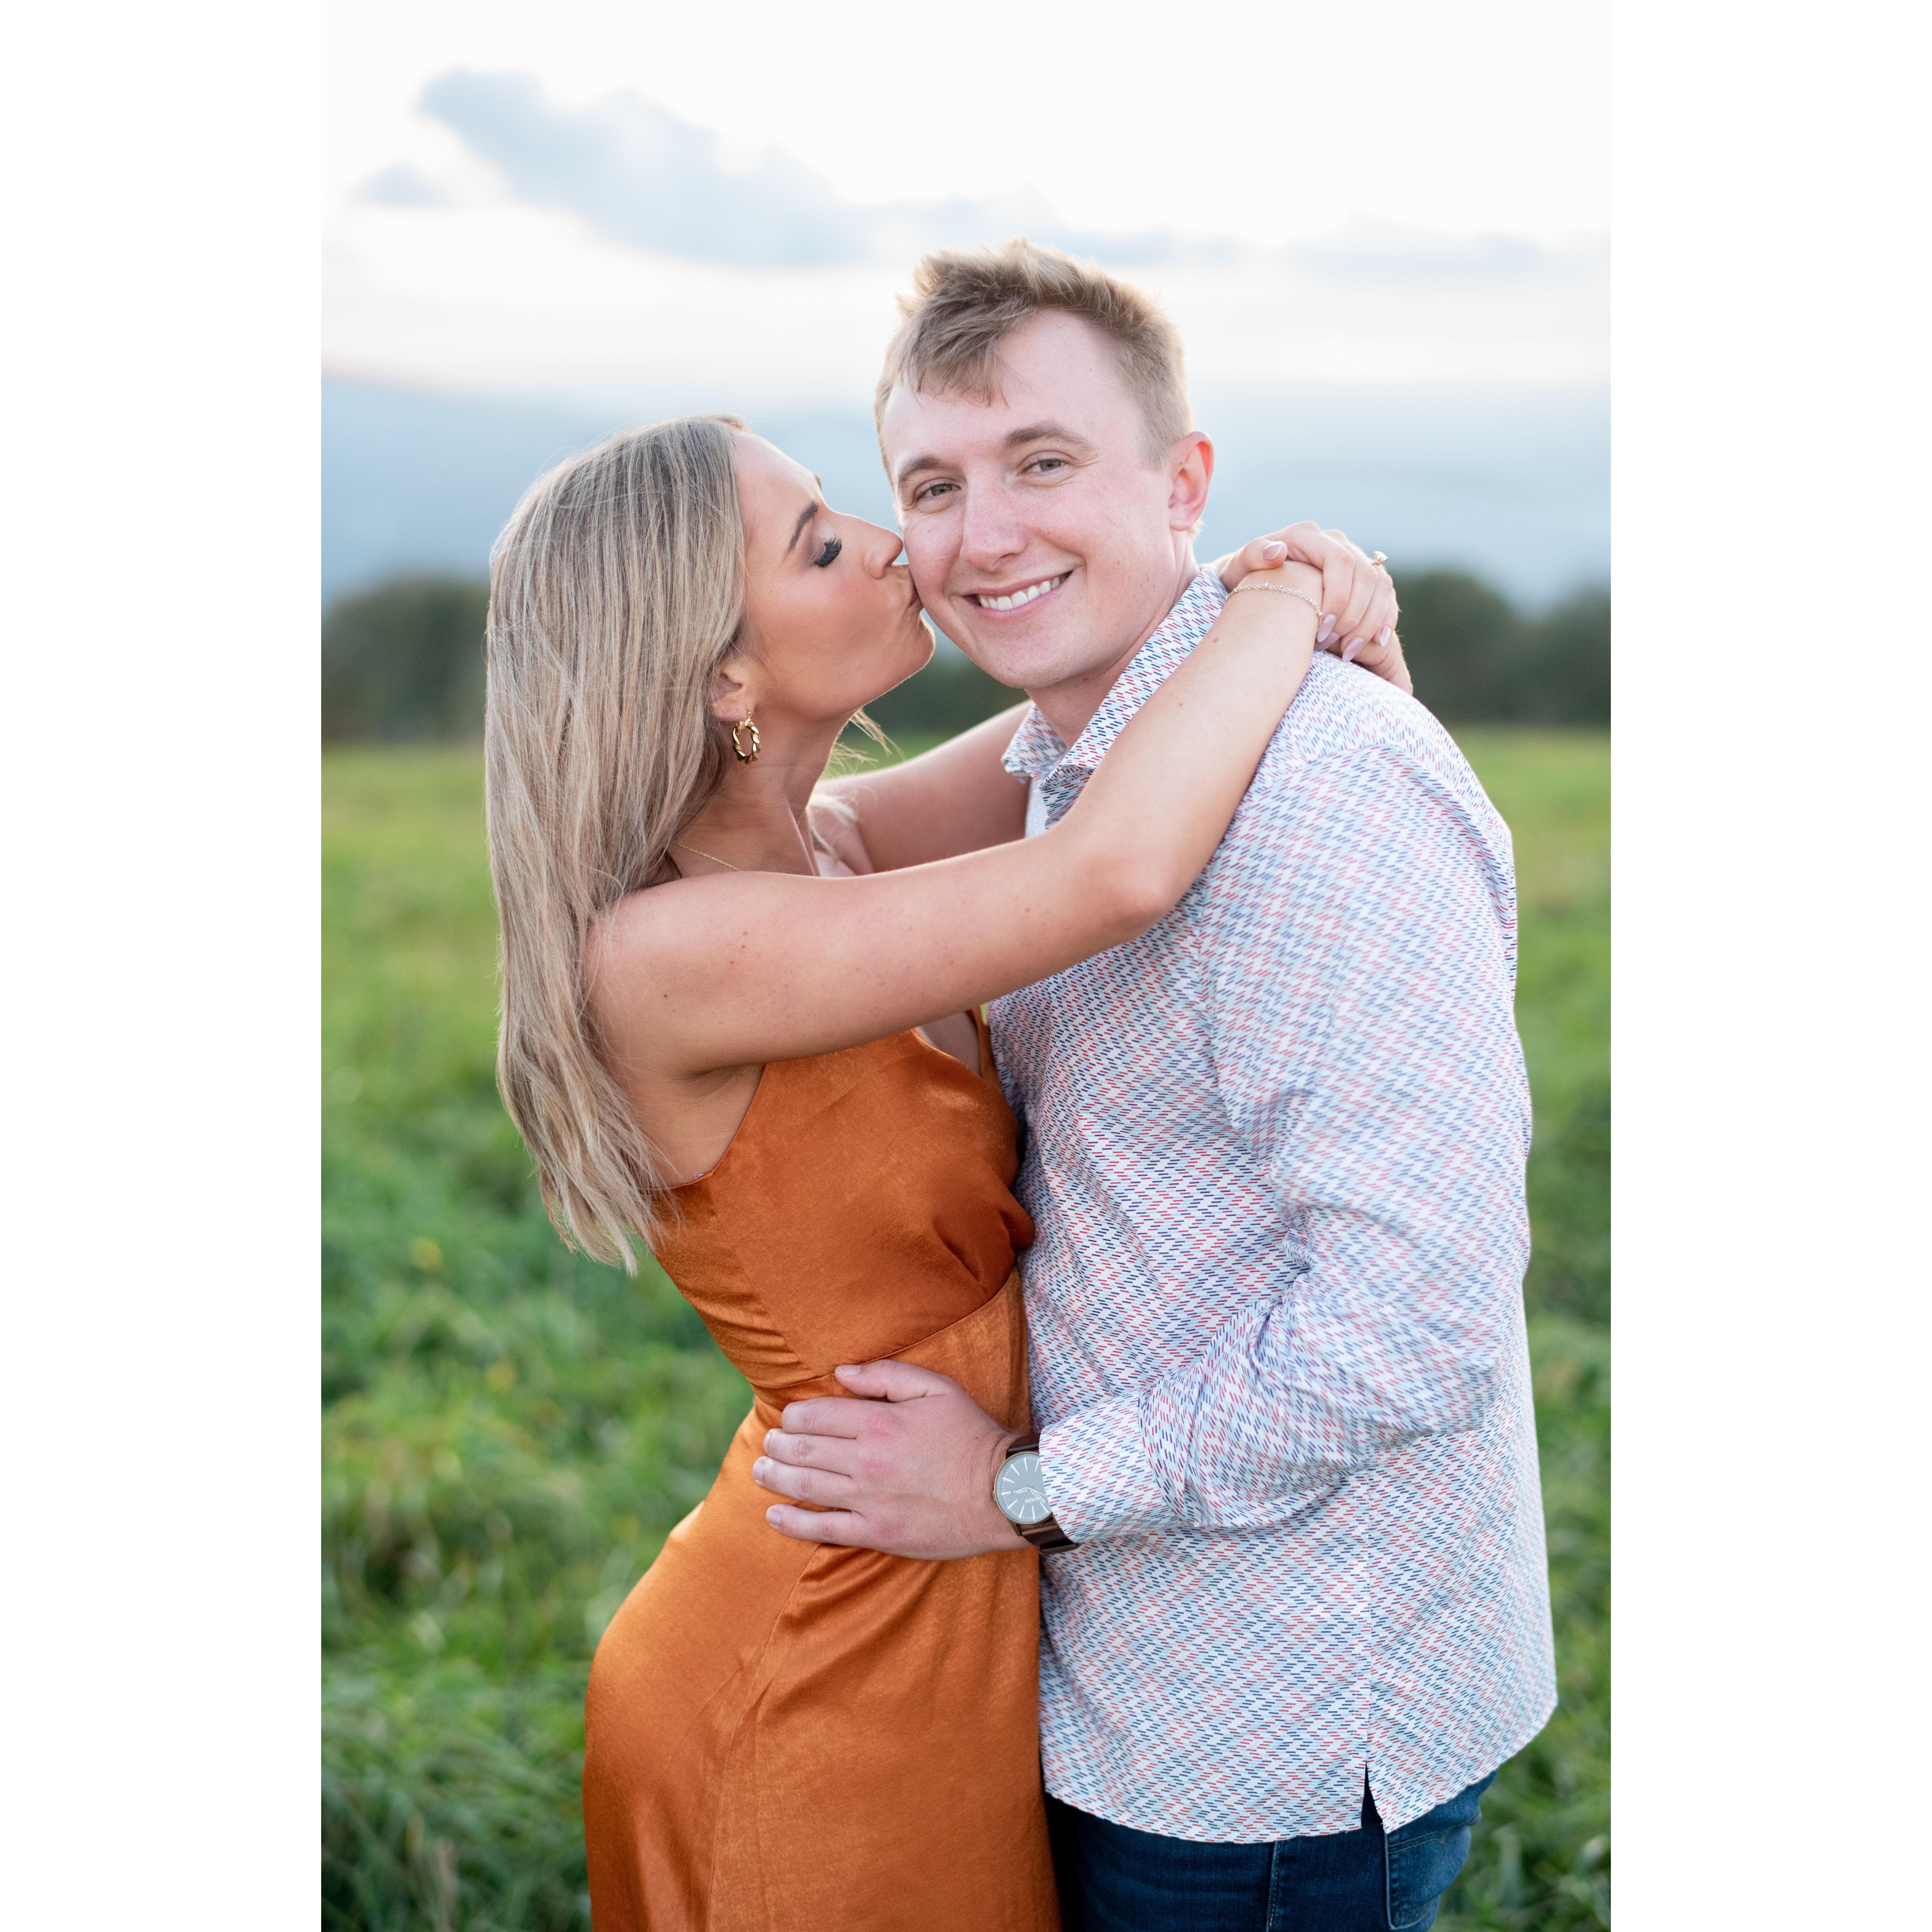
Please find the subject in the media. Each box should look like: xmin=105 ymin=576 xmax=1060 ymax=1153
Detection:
xmin=1215 ymin=525 xmax=1411 ymax=697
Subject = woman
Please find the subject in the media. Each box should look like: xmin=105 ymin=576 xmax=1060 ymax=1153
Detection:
xmin=483 ymin=414 xmax=1401 ymax=1930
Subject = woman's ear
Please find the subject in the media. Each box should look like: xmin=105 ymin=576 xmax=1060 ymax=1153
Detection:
xmin=708 ymin=655 xmax=757 ymax=724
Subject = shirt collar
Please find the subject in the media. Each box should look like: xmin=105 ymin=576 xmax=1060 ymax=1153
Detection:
xmin=1001 ymin=569 xmax=1229 ymax=787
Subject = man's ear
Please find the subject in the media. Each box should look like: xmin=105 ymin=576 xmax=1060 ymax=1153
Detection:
xmin=1167 ymin=431 xmax=1213 ymax=535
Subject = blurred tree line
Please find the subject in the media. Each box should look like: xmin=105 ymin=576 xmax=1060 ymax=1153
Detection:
xmin=322 ymin=569 xmax=1609 ymax=743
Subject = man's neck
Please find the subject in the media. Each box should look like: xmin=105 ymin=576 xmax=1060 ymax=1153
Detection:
xmin=1024 ymin=548 xmax=1201 ymax=747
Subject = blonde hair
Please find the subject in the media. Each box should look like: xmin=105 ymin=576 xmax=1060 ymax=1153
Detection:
xmin=875 ymin=237 xmax=1191 ymax=462
xmin=484 ymin=414 xmax=747 ymax=1271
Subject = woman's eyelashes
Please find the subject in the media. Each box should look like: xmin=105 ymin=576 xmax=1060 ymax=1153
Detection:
xmin=812 ymin=535 xmax=843 ymax=568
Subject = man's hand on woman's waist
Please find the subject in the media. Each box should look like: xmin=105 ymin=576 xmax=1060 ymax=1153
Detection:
xmin=755 ymin=1360 xmax=1028 ymax=1560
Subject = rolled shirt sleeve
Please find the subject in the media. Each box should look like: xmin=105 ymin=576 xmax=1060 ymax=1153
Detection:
xmin=1039 ymin=743 xmax=1532 ymax=1543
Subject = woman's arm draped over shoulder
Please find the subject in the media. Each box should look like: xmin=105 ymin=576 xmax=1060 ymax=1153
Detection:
xmin=822 ymin=527 xmax=1407 ymax=876
xmin=587 ymin=566 xmax=1321 ymax=1082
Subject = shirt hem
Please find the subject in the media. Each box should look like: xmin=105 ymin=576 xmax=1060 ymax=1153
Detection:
xmin=1041 ymin=1690 xmax=1557 ymax=1844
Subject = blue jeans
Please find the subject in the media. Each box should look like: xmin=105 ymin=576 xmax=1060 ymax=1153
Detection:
xmin=1045 ymin=1771 xmax=1497 ymax=1932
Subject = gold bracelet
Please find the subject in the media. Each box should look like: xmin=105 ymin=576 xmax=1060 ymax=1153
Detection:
xmin=1228 ymin=581 xmax=1322 ymax=620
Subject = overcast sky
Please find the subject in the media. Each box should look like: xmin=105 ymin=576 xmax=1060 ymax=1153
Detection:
xmin=323 ymin=0 xmax=1609 ymax=402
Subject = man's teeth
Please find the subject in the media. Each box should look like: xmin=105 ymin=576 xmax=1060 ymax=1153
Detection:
xmin=976 ymin=575 xmax=1066 ymax=611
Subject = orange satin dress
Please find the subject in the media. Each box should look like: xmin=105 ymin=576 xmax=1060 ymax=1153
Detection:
xmin=583 ymin=1011 xmax=1059 ymax=1932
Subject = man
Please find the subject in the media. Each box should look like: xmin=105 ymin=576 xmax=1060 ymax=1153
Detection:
xmin=755 ymin=240 xmax=1556 ymax=1930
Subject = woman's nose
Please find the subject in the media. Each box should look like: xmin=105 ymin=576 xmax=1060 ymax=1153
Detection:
xmin=856 ymin=519 xmax=906 ymax=575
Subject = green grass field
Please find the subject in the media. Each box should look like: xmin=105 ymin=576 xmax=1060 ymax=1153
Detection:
xmin=322 ymin=730 xmax=1608 ymax=1931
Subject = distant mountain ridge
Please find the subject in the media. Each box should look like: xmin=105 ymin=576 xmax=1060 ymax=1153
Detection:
xmin=322 ymin=378 xmax=1608 ymax=610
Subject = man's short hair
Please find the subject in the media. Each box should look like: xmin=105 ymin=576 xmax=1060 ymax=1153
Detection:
xmin=874 ymin=238 xmax=1192 ymax=464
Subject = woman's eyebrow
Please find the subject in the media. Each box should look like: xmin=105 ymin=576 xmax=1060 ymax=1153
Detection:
xmin=784 ymin=497 xmax=824 ymax=557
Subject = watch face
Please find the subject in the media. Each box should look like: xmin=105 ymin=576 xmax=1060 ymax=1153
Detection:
xmin=995 ymin=1451 xmax=1052 ymax=1525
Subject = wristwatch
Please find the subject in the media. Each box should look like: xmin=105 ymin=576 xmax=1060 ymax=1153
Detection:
xmin=993 ymin=1434 xmax=1076 ymax=1551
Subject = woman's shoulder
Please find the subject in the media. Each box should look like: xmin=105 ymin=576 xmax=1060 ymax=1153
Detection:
xmin=584 ymin=873 xmax=710 ymax=1001
xmin=586 ymin=831 xmax=851 ymax=1015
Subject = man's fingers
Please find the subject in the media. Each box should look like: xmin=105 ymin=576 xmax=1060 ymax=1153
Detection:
xmin=760 ymin=1427 xmax=853 ymax=1472
xmin=764 ymin=1503 xmax=873 ymax=1546
xmin=777 ymin=1393 xmax=874 ymax=1436
xmin=832 ymin=1359 xmax=957 ymax=1402
xmin=752 ymin=1455 xmax=856 ymax=1506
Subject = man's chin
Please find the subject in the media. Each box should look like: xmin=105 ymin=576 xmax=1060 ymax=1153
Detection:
xmin=944 ymin=606 xmax=1092 ymax=696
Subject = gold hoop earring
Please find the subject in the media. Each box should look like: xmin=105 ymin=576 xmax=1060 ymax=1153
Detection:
xmin=730 ymin=717 xmax=760 ymax=764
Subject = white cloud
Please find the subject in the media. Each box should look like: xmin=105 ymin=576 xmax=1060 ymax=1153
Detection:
xmin=321 ymin=0 xmax=1610 ymax=248
xmin=391 ymin=69 xmax=1219 ymax=268
xmin=324 ymin=71 xmax=1606 ymax=399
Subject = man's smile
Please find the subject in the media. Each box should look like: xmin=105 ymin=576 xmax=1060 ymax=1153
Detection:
xmin=964 ymin=573 xmax=1069 ymax=613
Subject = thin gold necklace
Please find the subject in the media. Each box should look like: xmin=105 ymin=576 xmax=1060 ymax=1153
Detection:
xmin=671 ymin=841 xmax=744 ymax=873
xmin=674 ymin=830 xmax=833 ymax=875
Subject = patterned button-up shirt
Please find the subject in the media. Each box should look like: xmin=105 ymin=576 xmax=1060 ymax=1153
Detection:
xmin=994 ymin=570 xmax=1556 ymax=1842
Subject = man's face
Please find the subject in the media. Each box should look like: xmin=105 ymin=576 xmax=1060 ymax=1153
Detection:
xmin=880 ymin=313 xmax=1208 ymax=720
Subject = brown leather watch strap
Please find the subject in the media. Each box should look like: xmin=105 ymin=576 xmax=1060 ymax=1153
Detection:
xmin=1001 ymin=1434 xmax=1077 ymax=1552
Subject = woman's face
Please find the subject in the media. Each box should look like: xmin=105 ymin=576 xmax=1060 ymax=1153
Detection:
xmin=727 ymin=433 xmax=933 ymax=731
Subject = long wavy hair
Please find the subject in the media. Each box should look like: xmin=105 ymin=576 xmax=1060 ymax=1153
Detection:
xmin=484 ymin=414 xmax=747 ymax=1270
